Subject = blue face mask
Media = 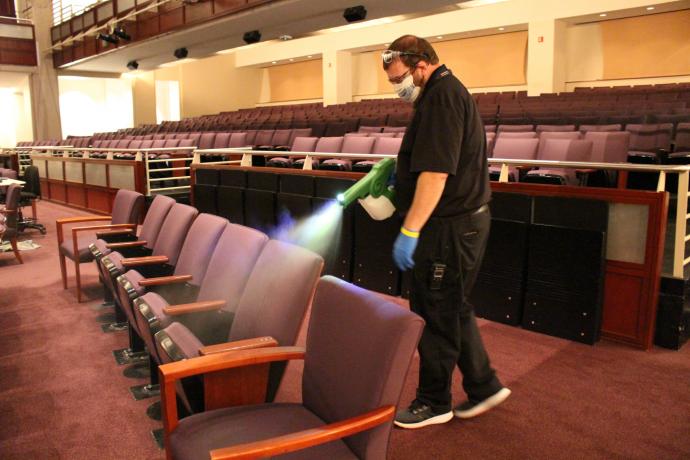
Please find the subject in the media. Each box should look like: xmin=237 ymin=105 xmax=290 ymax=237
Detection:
xmin=392 ymin=74 xmax=420 ymax=102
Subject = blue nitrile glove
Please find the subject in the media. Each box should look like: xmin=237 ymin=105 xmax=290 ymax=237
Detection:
xmin=393 ymin=226 xmax=419 ymax=271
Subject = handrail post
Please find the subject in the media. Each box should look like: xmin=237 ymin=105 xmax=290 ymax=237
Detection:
xmin=656 ymin=171 xmax=666 ymax=192
xmin=673 ymin=170 xmax=689 ymax=278
xmin=498 ymin=163 xmax=509 ymax=183
xmin=303 ymin=155 xmax=313 ymax=170
xmin=144 ymin=151 xmax=151 ymax=196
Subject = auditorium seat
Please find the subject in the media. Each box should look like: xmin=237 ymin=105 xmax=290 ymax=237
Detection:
xmin=320 ymin=135 xmax=374 ymax=171
xmin=352 ymin=137 xmax=402 ymax=172
xmin=579 ymin=124 xmax=622 ymax=134
xmin=133 ymin=223 xmax=268 ymax=366
xmin=294 ymin=136 xmax=344 ymax=169
xmin=158 ymin=276 xmax=423 ymax=460
xmin=497 ymin=124 xmax=535 ymax=133
xmin=57 ymin=189 xmax=144 ymax=302
xmin=115 ymin=214 xmax=228 ymax=357
xmin=266 ymin=136 xmax=318 ymax=168
xmin=89 ymin=194 xmax=176 ymax=296
xmin=0 ymin=184 xmax=22 ymax=264
xmin=536 ymin=124 xmax=576 ymax=133
xmin=522 ymin=139 xmax=594 ymax=185
xmin=489 ymin=137 xmax=540 ymax=181
xmin=154 ymin=239 xmax=323 ymax=410
xmin=100 ymin=203 xmax=198 ymax=312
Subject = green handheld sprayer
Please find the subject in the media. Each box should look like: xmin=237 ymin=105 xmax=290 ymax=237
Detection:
xmin=336 ymin=157 xmax=396 ymax=220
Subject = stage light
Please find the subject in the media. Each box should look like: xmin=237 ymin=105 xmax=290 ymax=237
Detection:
xmin=113 ymin=26 xmax=131 ymax=41
xmin=126 ymin=60 xmax=139 ymax=71
xmin=343 ymin=5 xmax=367 ymax=22
xmin=174 ymin=47 xmax=188 ymax=59
xmin=97 ymin=33 xmax=118 ymax=45
xmin=243 ymin=30 xmax=261 ymax=44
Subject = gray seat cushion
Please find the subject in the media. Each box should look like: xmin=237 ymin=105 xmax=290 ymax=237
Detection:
xmin=170 ymin=403 xmax=356 ymax=460
xmin=59 ymin=234 xmax=97 ymax=262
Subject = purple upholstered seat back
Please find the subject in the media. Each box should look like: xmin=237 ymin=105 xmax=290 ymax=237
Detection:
xmin=173 ymin=214 xmax=228 ymax=284
xmin=151 ymin=203 xmax=199 ymax=265
xmin=341 ymin=136 xmax=375 ymax=154
xmin=302 ymin=276 xmax=424 ymax=459
xmin=314 ymin=136 xmax=344 ymax=153
xmin=229 ymin=240 xmax=323 ymax=346
xmin=372 ymin=137 xmax=402 ymax=155
xmin=584 ymin=131 xmax=631 ymax=163
xmin=138 ymin=194 xmax=176 ymax=249
xmin=197 ymin=224 xmax=269 ymax=312
xmin=110 ymin=189 xmax=144 ymax=225
xmin=290 ymin=137 xmax=318 ymax=152
xmin=537 ymin=131 xmax=582 ymax=159
xmin=492 ymin=138 xmax=539 ymax=160
xmin=228 ymin=132 xmax=247 ymax=148
xmin=197 ymin=132 xmax=216 ymax=150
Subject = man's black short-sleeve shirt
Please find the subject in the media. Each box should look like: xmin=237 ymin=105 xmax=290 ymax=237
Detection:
xmin=395 ymin=65 xmax=490 ymax=218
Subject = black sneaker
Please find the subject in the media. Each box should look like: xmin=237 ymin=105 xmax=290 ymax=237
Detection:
xmin=453 ymin=387 xmax=511 ymax=419
xmin=394 ymin=400 xmax=453 ymax=429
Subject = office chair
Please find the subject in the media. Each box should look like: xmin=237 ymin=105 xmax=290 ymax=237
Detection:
xmin=18 ymin=166 xmax=46 ymax=234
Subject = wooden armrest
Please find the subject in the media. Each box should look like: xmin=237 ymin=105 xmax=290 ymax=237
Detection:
xmin=159 ymin=346 xmax=305 ymax=383
xmin=105 ymin=240 xmax=148 ymax=249
xmin=72 ymin=223 xmax=135 ymax=234
xmin=163 ymin=300 xmax=225 ymax=316
xmin=210 ymin=406 xmax=395 ymax=460
xmin=200 ymin=337 xmax=278 ymax=356
xmin=96 ymin=229 xmax=135 ymax=238
xmin=576 ymin=168 xmax=597 ymax=174
xmin=0 ymin=209 xmax=16 ymax=215
xmin=138 ymin=274 xmax=192 ymax=287
xmin=121 ymin=255 xmax=169 ymax=267
xmin=56 ymin=215 xmax=111 ymax=225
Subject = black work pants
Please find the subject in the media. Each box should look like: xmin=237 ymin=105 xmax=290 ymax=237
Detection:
xmin=409 ymin=205 xmax=502 ymax=413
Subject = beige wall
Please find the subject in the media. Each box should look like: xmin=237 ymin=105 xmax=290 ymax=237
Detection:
xmin=601 ymin=10 xmax=690 ymax=79
xmin=263 ymin=59 xmax=323 ymax=103
xmin=132 ymin=72 xmax=156 ymax=126
xmin=131 ymin=52 xmax=263 ymax=124
xmin=565 ymin=10 xmax=690 ymax=88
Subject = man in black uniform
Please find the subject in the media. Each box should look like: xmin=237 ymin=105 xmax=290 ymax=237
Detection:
xmin=384 ymin=35 xmax=511 ymax=429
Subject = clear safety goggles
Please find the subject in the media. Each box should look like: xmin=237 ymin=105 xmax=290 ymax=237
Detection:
xmin=381 ymin=50 xmax=426 ymax=64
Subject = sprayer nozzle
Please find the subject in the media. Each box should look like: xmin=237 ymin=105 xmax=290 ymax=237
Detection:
xmin=336 ymin=193 xmax=345 ymax=205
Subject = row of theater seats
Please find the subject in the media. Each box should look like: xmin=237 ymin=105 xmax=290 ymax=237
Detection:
xmin=485 ymin=122 xmax=690 ymax=153
xmin=59 ymin=189 xmax=422 ymax=458
xmin=486 ymin=131 xmax=631 ymax=186
xmin=475 ymin=84 xmax=690 ymax=126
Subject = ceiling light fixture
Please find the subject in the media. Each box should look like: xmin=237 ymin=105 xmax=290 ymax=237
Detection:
xmin=436 ymin=36 xmax=443 ymax=39
xmin=600 ymin=13 xmax=607 ymax=17
xmin=646 ymin=6 xmax=655 ymax=10
xmin=498 ymin=27 xmax=505 ymax=30
xmin=343 ymin=5 xmax=367 ymax=23
xmin=174 ymin=47 xmax=188 ymax=59
xmin=243 ymin=30 xmax=262 ymax=44
xmin=112 ymin=26 xmax=131 ymax=41
xmin=126 ymin=60 xmax=138 ymax=71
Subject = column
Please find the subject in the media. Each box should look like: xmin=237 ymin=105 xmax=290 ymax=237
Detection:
xmin=322 ymin=49 xmax=352 ymax=106
xmin=527 ymin=19 xmax=567 ymax=95
xmin=27 ymin=0 xmax=63 ymax=140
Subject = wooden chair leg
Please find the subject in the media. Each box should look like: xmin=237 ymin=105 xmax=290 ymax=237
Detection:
xmin=59 ymin=252 xmax=68 ymax=289
xmin=10 ymin=238 xmax=22 ymax=264
xmin=75 ymin=260 xmax=83 ymax=302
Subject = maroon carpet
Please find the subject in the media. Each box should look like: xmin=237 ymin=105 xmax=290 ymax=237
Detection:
xmin=1 ymin=200 xmax=689 ymax=459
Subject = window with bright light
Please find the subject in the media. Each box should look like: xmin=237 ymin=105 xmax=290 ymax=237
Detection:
xmin=52 ymin=0 xmax=99 ymax=25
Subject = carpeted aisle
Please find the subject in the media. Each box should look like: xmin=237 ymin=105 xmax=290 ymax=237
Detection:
xmin=0 ymin=201 xmax=163 ymax=460
xmin=1 ymin=200 xmax=689 ymax=459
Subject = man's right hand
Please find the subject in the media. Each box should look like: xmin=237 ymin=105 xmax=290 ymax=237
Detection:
xmin=393 ymin=227 xmax=419 ymax=271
